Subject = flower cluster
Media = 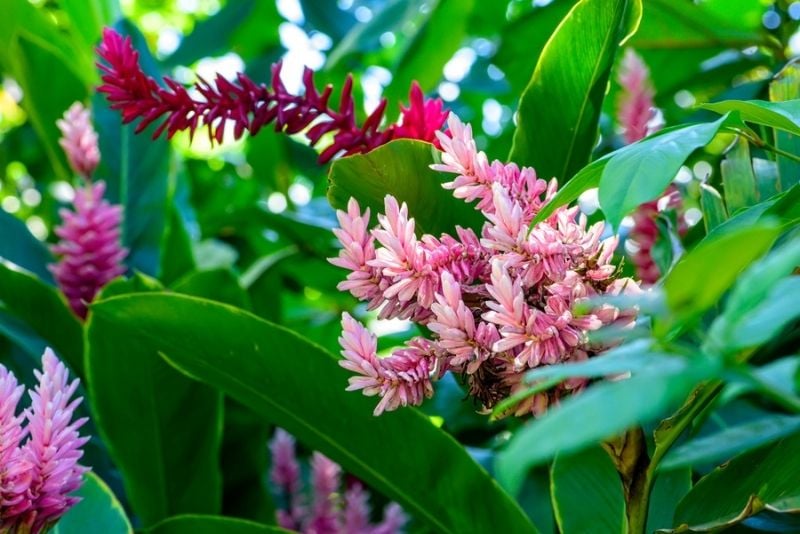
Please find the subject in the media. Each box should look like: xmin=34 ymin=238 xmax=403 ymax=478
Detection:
xmin=96 ymin=29 xmax=447 ymax=163
xmin=269 ymin=429 xmax=406 ymax=534
xmin=616 ymin=49 xmax=685 ymax=283
xmin=330 ymin=115 xmax=640 ymax=417
xmin=50 ymin=103 xmax=128 ymax=319
xmin=0 ymin=348 xmax=89 ymax=534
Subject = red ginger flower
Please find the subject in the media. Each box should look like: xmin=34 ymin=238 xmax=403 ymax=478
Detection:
xmin=96 ymin=29 xmax=447 ymax=163
xmin=0 ymin=348 xmax=89 ymax=534
xmin=616 ymin=48 xmax=658 ymax=144
xmin=50 ymin=181 xmax=127 ymax=319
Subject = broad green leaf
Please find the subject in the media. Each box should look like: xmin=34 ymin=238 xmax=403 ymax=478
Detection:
xmin=160 ymin=204 xmax=197 ymax=286
xmin=753 ymin=158 xmax=782 ymax=200
xmin=60 ymin=0 xmax=119 ymax=51
xmin=327 ymin=139 xmax=484 ymax=235
xmin=699 ymin=184 xmax=727 ymax=232
xmin=0 ymin=261 xmax=83 ymax=375
xmin=551 ymin=446 xmax=626 ymax=534
xmin=702 ymin=100 xmax=800 ymax=137
xmin=495 ymin=356 xmax=716 ymax=496
xmin=171 ymin=269 xmax=251 ymax=311
xmin=599 ymin=115 xmax=728 ymax=230
xmin=145 ymin=515 xmax=289 ymax=534
xmin=52 ymin=473 xmax=132 ymax=534
xmin=659 ymin=223 xmax=780 ymax=333
xmin=93 ymin=20 xmax=170 ymax=276
xmin=770 ymin=64 xmax=800 ymax=190
xmin=706 ymin=237 xmax=800 ymax=353
xmin=660 ymin=414 xmax=800 ymax=471
xmin=725 ymin=277 xmax=800 ymax=350
xmin=6 ymin=32 xmax=87 ymax=181
xmin=510 ymin=0 xmax=642 ymax=181
xmin=493 ymin=0 xmax=575 ymax=95
xmin=707 ymin=183 xmax=800 ymax=240
xmin=0 ymin=207 xmax=54 ymax=284
xmin=86 ymin=291 xmax=223 ymax=527
xmin=382 ymin=0 xmax=475 ymax=104
xmin=90 ymin=294 xmax=537 ymax=534
xmin=0 ymin=307 xmax=48 ymax=362
xmin=532 ymin=121 xmax=727 ymax=226
xmin=646 ymin=469 xmax=691 ymax=532
xmin=720 ymin=137 xmax=758 ymax=213
xmin=672 ymin=431 xmax=800 ymax=531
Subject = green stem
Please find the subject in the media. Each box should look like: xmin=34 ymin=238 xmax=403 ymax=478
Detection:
xmin=730 ymin=127 xmax=800 ymax=164
xmin=625 ymin=382 xmax=724 ymax=534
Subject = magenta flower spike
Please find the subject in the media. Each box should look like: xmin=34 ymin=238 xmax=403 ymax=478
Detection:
xmin=331 ymin=114 xmax=641 ymax=417
xmin=269 ymin=428 xmax=407 ymax=533
xmin=50 ymin=181 xmax=128 ymax=319
xmin=0 ymin=349 xmax=88 ymax=534
xmin=56 ymin=102 xmax=101 ymax=179
xmin=96 ymin=29 xmax=447 ymax=163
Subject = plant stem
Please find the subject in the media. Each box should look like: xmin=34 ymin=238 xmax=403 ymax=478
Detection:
xmin=624 ymin=382 xmax=724 ymax=534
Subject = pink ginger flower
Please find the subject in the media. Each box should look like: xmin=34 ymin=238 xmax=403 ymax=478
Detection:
xmin=269 ymin=429 xmax=407 ymax=533
xmin=56 ymin=103 xmax=100 ymax=179
xmin=97 ymin=29 xmax=446 ymax=164
xmin=331 ymin=113 xmax=641 ymax=417
xmin=0 ymin=348 xmax=89 ymax=534
xmin=50 ymin=181 xmax=128 ymax=319
xmin=616 ymin=49 xmax=660 ymax=144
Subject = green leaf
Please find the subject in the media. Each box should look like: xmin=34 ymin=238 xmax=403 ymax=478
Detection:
xmin=672 ymin=431 xmax=800 ymax=531
xmin=92 ymin=20 xmax=170 ymax=276
xmin=659 ymin=223 xmax=780 ymax=333
xmin=599 ymin=115 xmax=728 ymax=230
xmin=724 ymin=277 xmax=800 ymax=350
xmin=660 ymin=414 xmax=800 ymax=471
xmin=646 ymin=469 xmax=691 ymax=532
xmin=495 ymin=355 xmax=716 ymax=496
xmin=90 ymin=293 xmax=537 ymax=534
xmin=60 ymin=0 xmax=120 ymax=51
xmin=532 ymin=120 xmax=728 ymax=226
xmin=720 ymin=137 xmax=758 ymax=213
xmin=327 ymin=139 xmax=485 ymax=235
xmin=171 ymin=269 xmax=251 ymax=310
xmin=145 ymin=515 xmax=289 ymax=534
xmin=52 ymin=473 xmax=132 ymax=534
xmin=382 ymin=0 xmax=474 ymax=104
xmin=0 ymin=207 xmax=54 ymax=284
xmin=702 ymin=100 xmax=800 ymax=137
xmin=509 ymin=0 xmax=642 ymax=180
xmin=0 ymin=261 xmax=83 ymax=375
xmin=699 ymin=184 xmax=727 ymax=233
xmin=86 ymin=291 xmax=223 ymax=527
xmin=706 ymin=237 xmax=800 ymax=353
xmin=770 ymin=64 xmax=800 ymax=190
xmin=551 ymin=446 xmax=627 ymax=534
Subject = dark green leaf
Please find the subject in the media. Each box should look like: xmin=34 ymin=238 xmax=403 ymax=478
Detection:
xmin=702 ymin=100 xmax=800 ymax=137
xmin=0 ymin=207 xmax=54 ymax=284
xmin=86 ymin=291 xmax=223 ymax=527
xmin=495 ymin=356 xmax=716 ymax=496
xmin=382 ymin=0 xmax=474 ymax=103
xmin=599 ymin=115 xmax=728 ymax=230
xmin=92 ymin=20 xmax=170 ymax=276
xmin=646 ymin=469 xmax=691 ymax=532
xmin=145 ymin=515 xmax=289 ymax=534
xmin=510 ymin=0 xmax=642 ymax=181
xmin=672 ymin=431 xmax=800 ymax=531
xmin=770 ymin=64 xmax=800 ymax=190
xmin=551 ymin=446 xmax=626 ymax=534
xmin=171 ymin=269 xmax=251 ymax=310
xmin=327 ymin=139 xmax=485 ymax=235
xmin=660 ymin=414 xmax=800 ymax=471
xmin=90 ymin=294 xmax=537 ymax=534
xmin=0 ymin=261 xmax=83 ymax=375
xmin=52 ymin=473 xmax=132 ymax=534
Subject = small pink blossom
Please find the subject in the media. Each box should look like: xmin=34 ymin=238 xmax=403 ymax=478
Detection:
xmin=57 ymin=102 xmax=100 ymax=179
xmin=617 ymin=49 xmax=660 ymax=144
